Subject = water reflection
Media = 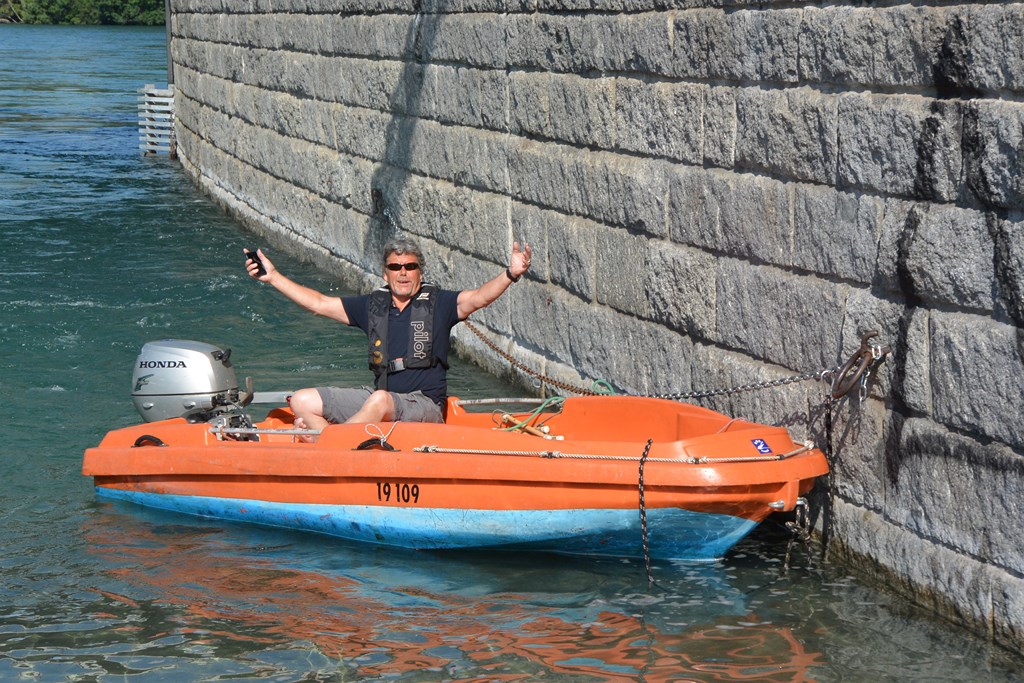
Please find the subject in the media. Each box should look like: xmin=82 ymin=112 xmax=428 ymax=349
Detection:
xmin=61 ymin=504 xmax=828 ymax=681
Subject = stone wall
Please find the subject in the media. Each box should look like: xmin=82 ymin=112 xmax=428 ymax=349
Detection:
xmin=168 ymin=0 xmax=1024 ymax=650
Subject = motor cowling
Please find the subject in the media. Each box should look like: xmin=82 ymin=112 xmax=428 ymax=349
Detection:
xmin=131 ymin=340 xmax=240 ymax=422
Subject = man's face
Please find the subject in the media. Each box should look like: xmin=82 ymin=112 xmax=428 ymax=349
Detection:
xmin=384 ymin=252 xmax=422 ymax=298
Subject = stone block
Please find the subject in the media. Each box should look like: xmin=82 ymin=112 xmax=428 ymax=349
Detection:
xmin=549 ymin=75 xmax=615 ymax=150
xmin=418 ymin=13 xmax=508 ymax=68
xmin=716 ymin=259 xmax=847 ymax=373
xmin=842 ymin=94 xmax=963 ymax=202
xmin=666 ymin=166 xmax=721 ymax=249
xmin=995 ymin=215 xmax=1024 ymax=326
xmin=799 ymin=6 xmax=940 ymax=89
xmin=279 ymin=13 xmax=322 ymax=52
xmin=963 ymin=100 xmax=1024 ymax=210
xmin=338 ymin=106 xmax=392 ymax=161
xmin=792 ymin=185 xmax=884 ymax=284
xmin=736 ymin=87 xmax=838 ymax=185
xmin=462 ymin=0 xmax=532 ymax=12
xmin=303 ymin=0 xmax=417 ymax=11
xmin=264 ymin=91 xmax=304 ymax=137
xmin=899 ymin=204 xmax=995 ymax=312
xmin=324 ymin=58 xmax=402 ymax=111
xmin=400 ymin=122 xmax=510 ymax=194
xmin=929 ymin=312 xmax=1024 ymax=449
xmin=669 ymin=9 xmax=727 ymax=80
xmin=615 ymin=78 xmax=703 ymax=163
xmin=507 ymin=204 xmax=548 ymax=283
xmin=646 ymin=241 xmax=716 ymax=339
xmin=609 ymin=319 xmax=693 ymax=396
xmin=594 ymin=226 xmax=651 ymax=317
xmin=319 ymin=201 xmax=374 ymax=266
xmin=508 ymin=72 xmax=548 ymax=138
xmin=827 ymin=498 xmax=1000 ymax=645
xmin=668 ymin=168 xmax=791 ymax=267
xmin=297 ymin=96 xmax=337 ymax=149
xmin=396 ymin=176 xmax=510 ymax=267
xmin=349 ymin=158 xmax=384 ymax=217
xmin=896 ymin=307 xmax=931 ymax=416
xmin=546 ymin=212 xmax=598 ymax=298
xmin=512 ymin=285 xmax=578 ymax=369
xmin=567 ymin=293 xmax=622 ymax=381
xmin=702 ymin=87 xmax=736 ymax=168
xmin=727 ymin=8 xmax=801 ymax=83
xmin=510 ymin=72 xmax=615 ymax=149
xmin=591 ymin=13 xmax=674 ymax=76
xmin=892 ymin=418 xmax=1024 ymax=572
xmin=991 ymin=565 xmax=1024 ymax=653
xmin=873 ymin=199 xmax=914 ymax=294
xmin=506 ymin=15 xmax=612 ymax=74
xmin=508 ymin=141 xmax=667 ymax=235
xmin=838 ymin=287 xmax=905 ymax=401
xmin=453 ymin=256 xmax=516 ymax=335
xmin=319 ymin=14 xmax=414 ymax=60
xmin=953 ymin=5 xmax=1024 ymax=93
xmin=427 ymin=66 xmax=507 ymax=130
xmin=825 ymin=396 xmax=889 ymax=512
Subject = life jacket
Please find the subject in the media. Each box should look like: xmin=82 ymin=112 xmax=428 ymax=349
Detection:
xmin=366 ymin=283 xmax=445 ymax=389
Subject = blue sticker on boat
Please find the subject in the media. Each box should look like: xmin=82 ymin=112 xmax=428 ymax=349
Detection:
xmin=752 ymin=439 xmax=773 ymax=454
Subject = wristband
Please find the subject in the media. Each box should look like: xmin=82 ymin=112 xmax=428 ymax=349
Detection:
xmin=505 ymin=267 xmax=520 ymax=283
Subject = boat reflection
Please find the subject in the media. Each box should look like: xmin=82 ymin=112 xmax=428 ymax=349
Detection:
xmin=81 ymin=503 xmax=824 ymax=681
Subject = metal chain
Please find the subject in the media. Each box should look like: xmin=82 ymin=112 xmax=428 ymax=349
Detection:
xmin=638 ymin=438 xmax=654 ymax=584
xmin=465 ymin=320 xmax=842 ymax=400
xmin=464 ymin=322 xmax=893 ymax=573
xmin=464 ymin=320 xmax=606 ymax=396
xmin=649 ymin=369 xmax=831 ymax=402
xmin=783 ymin=497 xmax=812 ymax=572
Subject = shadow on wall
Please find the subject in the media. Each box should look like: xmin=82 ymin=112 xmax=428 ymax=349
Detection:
xmin=368 ymin=1 xmax=440 ymax=256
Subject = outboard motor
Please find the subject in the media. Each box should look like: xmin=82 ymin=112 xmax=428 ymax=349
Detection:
xmin=131 ymin=340 xmax=244 ymax=422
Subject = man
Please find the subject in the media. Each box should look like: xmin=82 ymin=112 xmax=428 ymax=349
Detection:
xmin=244 ymin=237 xmax=531 ymax=435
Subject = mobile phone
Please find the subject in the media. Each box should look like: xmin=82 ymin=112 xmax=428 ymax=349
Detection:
xmin=245 ymin=249 xmax=267 ymax=276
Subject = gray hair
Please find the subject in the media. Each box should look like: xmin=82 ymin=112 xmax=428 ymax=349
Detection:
xmin=382 ymin=237 xmax=425 ymax=270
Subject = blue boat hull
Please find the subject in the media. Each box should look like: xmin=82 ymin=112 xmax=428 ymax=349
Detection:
xmin=96 ymin=487 xmax=759 ymax=561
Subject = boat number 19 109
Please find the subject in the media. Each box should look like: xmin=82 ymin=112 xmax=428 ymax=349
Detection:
xmin=376 ymin=482 xmax=420 ymax=504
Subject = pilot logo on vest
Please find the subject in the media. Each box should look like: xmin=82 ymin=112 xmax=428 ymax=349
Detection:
xmin=411 ymin=321 xmax=428 ymax=360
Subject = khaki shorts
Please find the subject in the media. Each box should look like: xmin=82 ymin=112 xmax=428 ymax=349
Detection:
xmin=316 ymin=386 xmax=444 ymax=423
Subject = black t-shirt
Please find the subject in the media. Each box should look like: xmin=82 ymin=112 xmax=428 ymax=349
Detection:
xmin=343 ymin=287 xmax=462 ymax=405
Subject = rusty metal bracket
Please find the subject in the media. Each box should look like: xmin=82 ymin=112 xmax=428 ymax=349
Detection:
xmin=830 ymin=330 xmax=892 ymax=400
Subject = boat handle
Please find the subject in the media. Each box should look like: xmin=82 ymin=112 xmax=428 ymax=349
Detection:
xmin=354 ymin=437 xmax=396 ymax=451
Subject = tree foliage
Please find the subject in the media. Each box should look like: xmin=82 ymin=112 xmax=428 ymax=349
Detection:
xmin=2 ymin=0 xmax=165 ymax=25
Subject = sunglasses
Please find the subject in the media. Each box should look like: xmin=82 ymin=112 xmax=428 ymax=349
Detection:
xmin=386 ymin=262 xmax=420 ymax=272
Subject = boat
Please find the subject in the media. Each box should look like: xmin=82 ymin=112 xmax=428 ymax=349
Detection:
xmin=82 ymin=340 xmax=829 ymax=561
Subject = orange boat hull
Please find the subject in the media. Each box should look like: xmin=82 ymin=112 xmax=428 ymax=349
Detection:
xmin=83 ymin=396 xmax=828 ymax=560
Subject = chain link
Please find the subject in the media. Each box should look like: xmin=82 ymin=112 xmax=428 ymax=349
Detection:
xmin=638 ymin=438 xmax=654 ymax=584
xmin=465 ymin=320 xmax=835 ymax=399
xmin=783 ymin=497 xmax=812 ymax=572
xmin=465 ymin=321 xmax=890 ymax=404
xmin=649 ymin=369 xmax=831 ymax=402
xmin=464 ymin=321 xmax=607 ymax=396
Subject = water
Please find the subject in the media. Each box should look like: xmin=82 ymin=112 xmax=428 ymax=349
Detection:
xmin=0 ymin=24 xmax=1021 ymax=682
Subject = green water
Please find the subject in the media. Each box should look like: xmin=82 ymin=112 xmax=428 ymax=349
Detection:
xmin=1 ymin=24 xmax=1021 ymax=682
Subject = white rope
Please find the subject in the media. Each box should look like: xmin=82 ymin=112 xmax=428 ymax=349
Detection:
xmin=415 ymin=446 xmax=695 ymax=463
xmin=364 ymin=422 xmax=399 ymax=446
xmin=413 ymin=440 xmax=814 ymax=464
